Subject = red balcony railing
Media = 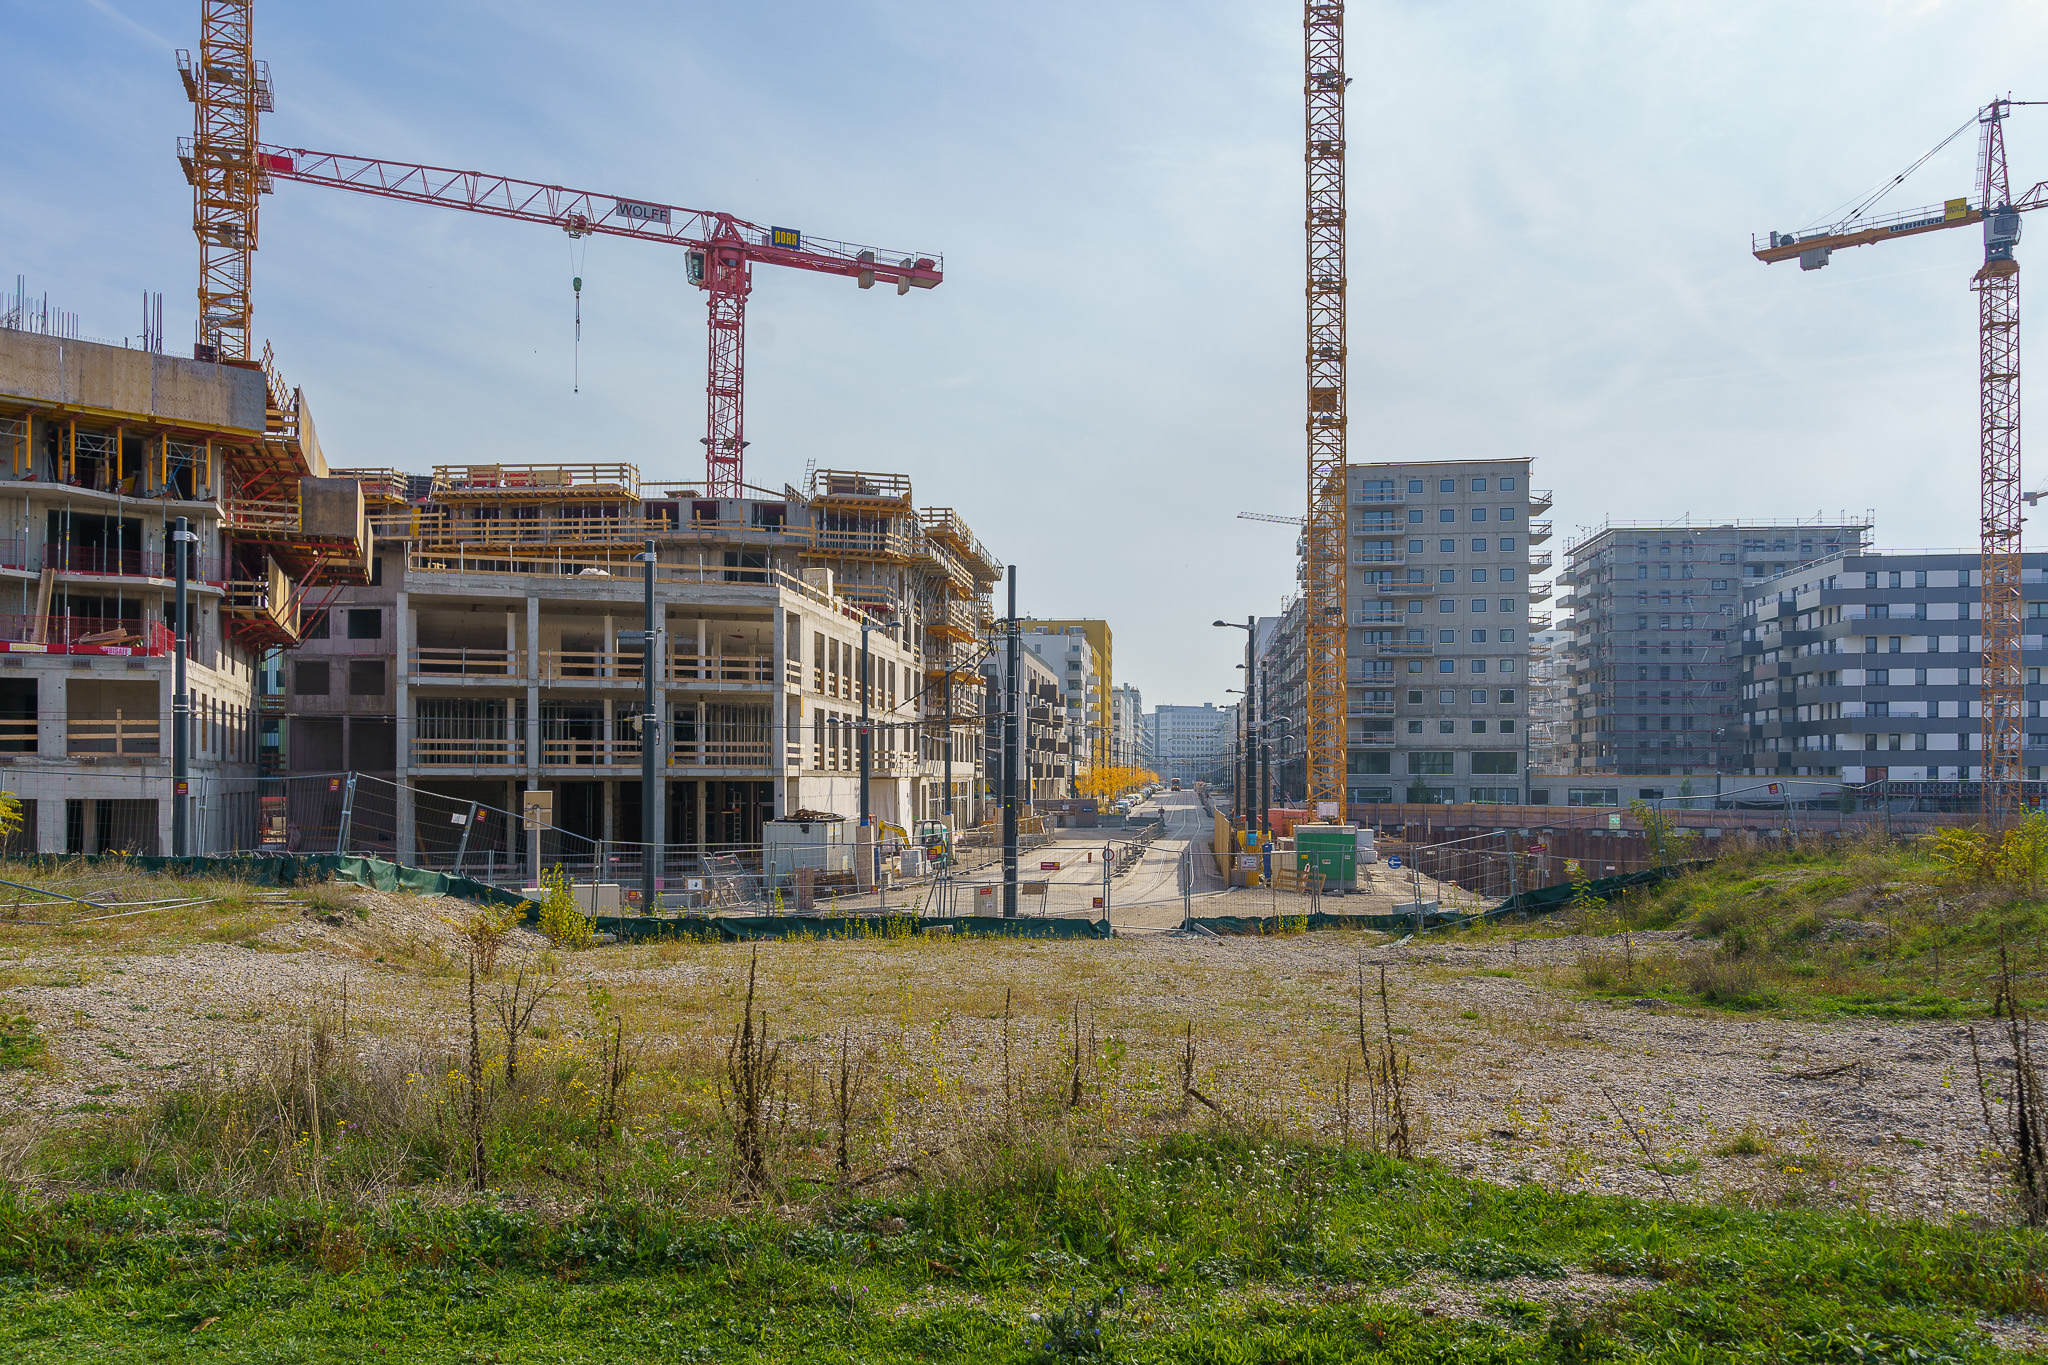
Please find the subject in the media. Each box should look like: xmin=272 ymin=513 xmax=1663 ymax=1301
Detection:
xmin=0 ymin=615 xmax=174 ymax=657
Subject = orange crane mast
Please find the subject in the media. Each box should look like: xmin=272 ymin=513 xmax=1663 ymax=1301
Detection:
xmin=1303 ymin=2 xmax=1349 ymax=816
xmin=1755 ymin=99 xmax=2048 ymax=826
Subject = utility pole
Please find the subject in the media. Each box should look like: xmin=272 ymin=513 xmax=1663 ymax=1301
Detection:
xmin=170 ymin=516 xmax=194 ymax=857
xmin=943 ymin=668 xmax=954 ymax=825
xmin=639 ymin=540 xmax=659 ymax=915
xmin=1003 ymin=566 xmax=1020 ymax=918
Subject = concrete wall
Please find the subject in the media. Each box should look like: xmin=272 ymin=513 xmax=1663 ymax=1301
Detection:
xmin=0 ymin=332 xmax=266 ymax=435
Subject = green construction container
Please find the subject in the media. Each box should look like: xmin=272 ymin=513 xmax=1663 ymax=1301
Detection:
xmin=1293 ymin=823 xmax=1357 ymax=890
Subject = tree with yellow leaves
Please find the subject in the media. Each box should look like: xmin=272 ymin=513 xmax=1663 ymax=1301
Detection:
xmin=1075 ymin=766 xmax=1160 ymax=803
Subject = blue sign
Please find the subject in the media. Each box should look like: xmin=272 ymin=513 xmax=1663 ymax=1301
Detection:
xmin=770 ymin=226 xmax=802 ymax=251
xmin=1387 ymin=855 xmax=1402 ymax=869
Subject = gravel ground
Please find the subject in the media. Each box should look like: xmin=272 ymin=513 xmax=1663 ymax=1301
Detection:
xmin=0 ymin=887 xmax=2023 ymax=1227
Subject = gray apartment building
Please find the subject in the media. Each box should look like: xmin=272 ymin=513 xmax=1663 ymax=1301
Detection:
xmin=1257 ymin=594 xmax=1307 ymax=804
xmin=1343 ymin=459 xmax=1552 ymax=805
xmin=1560 ymin=519 xmax=1871 ymax=776
xmin=1739 ymin=549 xmax=2048 ymax=783
xmin=1148 ymin=702 xmax=1236 ymax=786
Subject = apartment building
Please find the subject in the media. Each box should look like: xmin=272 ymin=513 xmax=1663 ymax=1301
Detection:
xmin=1525 ymin=627 xmax=1571 ymax=775
xmin=1739 ymin=549 xmax=2048 ymax=783
xmin=1110 ymin=683 xmax=1146 ymax=769
xmin=1561 ymin=519 xmax=1871 ymax=776
xmin=982 ymin=643 xmax=1074 ymax=802
xmin=286 ymin=466 xmax=1002 ymax=863
xmin=1148 ymin=702 xmax=1236 ymax=785
xmin=0 ymin=326 xmax=368 ymax=853
xmin=1020 ymin=619 xmax=1113 ymax=771
xmin=1343 ymin=459 xmax=1552 ymax=805
xmin=1258 ymin=595 xmax=1308 ymax=804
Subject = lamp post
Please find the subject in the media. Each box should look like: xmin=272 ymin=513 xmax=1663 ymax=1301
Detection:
xmin=859 ymin=612 xmax=898 ymax=893
xmin=1214 ymin=618 xmax=1256 ymax=832
xmin=628 ymin=542 xmax=660 ymax=913
xmin=169 ymin=517 xmax=197 ymax=857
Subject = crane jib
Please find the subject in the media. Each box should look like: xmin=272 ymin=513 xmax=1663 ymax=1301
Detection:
xmin=614 ymin=199 xmax=671 ymax=226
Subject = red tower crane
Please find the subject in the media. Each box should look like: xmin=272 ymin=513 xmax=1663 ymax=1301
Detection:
xmin=1755 ymin=100 xmax=2048 ymax=825
xmin=256 ymin=147 xmax=942 ymax=498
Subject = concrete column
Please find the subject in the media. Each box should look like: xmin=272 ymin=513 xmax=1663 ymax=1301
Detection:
xmin=770 ymin=605 xmax=788 ymax=818
xmin=695 ymin=777 xmax=707 ymax=848
xmin=393 ymin=588 xmax=415 ymax=863
xmin=525 ymin=595 xmax=541 ymax=681
xmin=39 ymin=668 xmax=65 ymax=761
xmin=525 ymin=593 xmax=542 ymax=777
xmin=34 ymin=789 xmax=62 ymax=855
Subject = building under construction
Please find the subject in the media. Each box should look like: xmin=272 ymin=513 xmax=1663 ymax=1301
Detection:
xmin=275 ymin=460 xmax=1003 ymax=866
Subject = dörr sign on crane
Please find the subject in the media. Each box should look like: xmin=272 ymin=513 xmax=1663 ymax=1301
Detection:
xmin=1755 ymin=99 xmax=2048 ymax=827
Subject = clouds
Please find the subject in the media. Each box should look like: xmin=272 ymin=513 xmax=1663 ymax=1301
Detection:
xmin=6 ymin=0 xmax=2046 ymax=706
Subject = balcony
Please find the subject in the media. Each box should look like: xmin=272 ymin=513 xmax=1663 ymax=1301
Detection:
xmin=672 ymin=649 xmax=776 ymax=685
xmin=1528 ymin=550 xmax=1554 ymax=573
xmin=413 ymin=736 xmax=523 ymax=767
xmin=432 ymin=463 xmax=639 ymax=499
xmin=1348 ymin=701 xmax=1395 ymax=716
xmin=1529 ymin=488 xmax=1554 ymax=515
xmin=1378 ymin=643 xmax=1432 ymax=656
xmin=1352 ymin=488 xmax=1406 ymax=504
xmin=0 ymin=614 xmax=174 ymax=658
xmin=1528 ymin=519 xmax=1553 ymax=545
xmin=68 ymin=711 xmax=160 ymax=758
xmin=1528 ymin=581 xmax=1554 ymax=603
xmin=1352 ymin=611 xmax=1407 ymax=626
xmin=1348 ymin=732 xmax=1397 ymax=747
xmin=411 ymin=646 xmax=521 ymax=678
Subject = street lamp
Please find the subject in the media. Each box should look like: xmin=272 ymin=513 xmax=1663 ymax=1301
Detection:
xmin=1214 ymin=618 xmax=1256 ymax=830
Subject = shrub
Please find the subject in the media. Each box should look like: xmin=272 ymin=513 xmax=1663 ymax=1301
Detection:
xmin=534 ymin=867 xmax=593 ymax=951
xmin=1687 ymin=954 xmax=1773 ymax=1008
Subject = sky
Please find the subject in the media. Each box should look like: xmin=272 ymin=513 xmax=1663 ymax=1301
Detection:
xmin=8 ymin=0 xmax=2048 ymax=711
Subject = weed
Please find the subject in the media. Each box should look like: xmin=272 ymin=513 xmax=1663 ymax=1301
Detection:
xmin=0 ymin=1014 xmax=46 ymax=1070
xmin=533 ymin=867 xmax=592 ymax=951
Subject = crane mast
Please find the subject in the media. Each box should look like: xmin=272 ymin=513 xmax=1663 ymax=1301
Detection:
xmin=1303 ymin=1 xmax=1349 ymax=815
xmin=177 ymin=0 xmax=271 ymax=362
xmin=1976 ymin=101 xmax=2024 ymax=824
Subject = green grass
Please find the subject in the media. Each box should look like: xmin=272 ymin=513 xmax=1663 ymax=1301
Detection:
xmin=0 ymin=1013 xmax=47 ymax=1069
xmin=1510 ymin=837 xmax=2048 ymax=1019
xmin=0 ymin=1133 xmax=2042 ymax=1363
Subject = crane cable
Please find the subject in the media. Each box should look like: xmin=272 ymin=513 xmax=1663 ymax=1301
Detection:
xmin=570 ymin=239 xmax=587 ymax=394
xmin=1806 ymin=112 xmax=1977 ymax=233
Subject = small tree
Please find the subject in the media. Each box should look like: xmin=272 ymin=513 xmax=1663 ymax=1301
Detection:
xmin=1565 ymin=859 xmax=1603 ymax=915
xmin=1629 ymin=799 xmax=1695 ymax=868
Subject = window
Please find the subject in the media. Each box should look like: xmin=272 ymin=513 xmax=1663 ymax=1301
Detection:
xmin=1439 ymin=629 xmax=1456 ymax=643
xmin=1406 ymin=720 xmax=1423 ymax=733
xmin=1440 ymin=538 xmax=1456 ymax=553
xmin=1439 ymin=569 xmax=1456 ymax=583
xmin=1500 ymin=719 xmax=1516 ymax=733
xmin=1350 ymin=751 xmax=1393 ymax=773
xmin=1889 ymin=636 xmax=1902 ymax=653
xmin=1869 ymin=669 xmax=1889 ymax=685
xmin=1440 ymin=479 xmax=1456 ymax=493
xmin=345 ymin=608 xmax=382 ymax=641
xmin=1440 ymin=599 xmax=1456 ymax=613
xmin=1470 ymin=629 xmax=1487 ymax=643
xmin=1408 ymin=479 xmax=1424 ymax=493
xmin=1471 ymin=689 xmax=1488 ymax=704
xmin=1498 ymin=689 xmax=1516 ymax=703
xmin=1471 ymin=659 xmax=1487 ymax=673
xmin=1438 ymin=688 xmax=1456 ymax=704
xmin=1472 ymin=720 xmax=1488 ymax=733
xmin=1408 ymin=660 xmax=1425 ymax=673
xmin=368 ymin=555 xmax=384 ymax=588
xmin=1500 ymin=475 xmax=1516 ymax=490
xmin=1889 ymin=571 xmax=1902 ymax=589
xmin=1407 ymin=628 xmax=1426 ymax=643
xmin=1407 ymin=689 xmax=1424 ymax=703
xmin=1407 ymin=568 xmax=1425 ymax=583
xmin=1407 ymin=751 xmax=1454 ymax=775
xmin=1471 ymin=507 xmax=1488 ymax=522
xmin=1498 ymin=537 xmax=1515 ymax=551
xmin=1408 ymin=509 xmax=1425 ymax=523
xmin=1472 ymin=568 xmax=1488 ymax=582
xmin=1659 ymin=564 xmax=1672 ymax=579
xmin=293 ymin=661 xmax=330 ymax=696
xmin=1408 ymin=538 xmax=1424 ymax=552
xmin=1472 ymin=752 xmax=1518 ymax=774
xmin=1439 ymin=719 xmax=1455 ymax=734
xmin=1499 ymin=596 xmax=1514 ymax=610
xmin=1471 ymin=599 xmax=1487 ymax=612
xmin=1472 ymin=538 xmax=1488 ymax=553
xmin=1499 ymin=628 xmax=1517 ymax=642
xmin=348 ymin=659 xmax=386 ymax=696
xmin=1438 ymin=660 xmax=1455 ymax=673
xmin=1498 ymin=507 xmax=1516 ymax=521
xmin=1498 ymin=658 xmax=1516 ymax=672
xmin=1915 ymin=569 xmax=1927 ymax=588
xmin=1472 ymin=477 xmax=1488 ymax=491
xmin=302 ymin=613 xmax=330 ymax=641
xmin=1439 ymin=508 xmax=1455 ymax=523
xmin=1636 ymin=566 xmax=1648 ymax=580
xmin=1711 ymin=579 xmax=1728 ymax=591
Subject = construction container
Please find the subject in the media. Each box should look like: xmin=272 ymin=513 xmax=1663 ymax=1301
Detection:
xmin=1294 ymin=823 xmax=1358 ymax=891
xmin=764 ymin=813 xmax=853 ymax=884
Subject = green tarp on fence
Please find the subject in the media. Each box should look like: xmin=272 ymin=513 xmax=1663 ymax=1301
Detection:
xmin=114 ymin=853 xmax=529 ymax=909
xmin=1183 ymin=861 xmax=1707 ymax=937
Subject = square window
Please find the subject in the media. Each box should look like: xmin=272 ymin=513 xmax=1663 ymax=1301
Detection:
xmin=1439 ymin=508 xmax=1455 ymax=523
xmin=1498 ymin=537 xmax=1515 ymax=551
xmin=1407 ymin=568 xmax=1426 ymax=583
xmin=1500 ymin=719 xmax=1516 ymax=733
xmin=1439 ymin=720 xmax=1456 ymax=734
xmin=1440 ymin=599 xmax=1456 ymax=613
xmin=1499 ymin=475 xmax=1516 ymax=490
xmin=1471 ymin=507 xmax=1488 ymax=522
xmin=1407 ymin=719 xmax=1424 ymax=733
xmin=302 ymin=613 xmax=330 ymax=641
xmin=1407 ymin=628 xmax=1426 ymax=643
xmin=1499 ymin=658 xmax=1517 ymax=673
xmin=1472 ymin=477 xmax=1488 ymax=491
xmin=1439 ymin=479 xmax=1456 ymax=493
xmin=347 ymin=659 xmax=387 ymax=696
xmin=1471 ymin=659 xmax=1487 ymax=673
xmin=1438 ymin=688 xmax=1456 ymax=704
xmin=1470 ymin=629 xmax=1487 ymax=642
xmin=1499 ymin=628 xmax=1516 ymax=642
xmin=1498 ymin=689 xmax=1515 ymax=703
xmin=1408 ymin=509 xmax=1424 ymax=523
xmin=1472 ymin=720 xmax=1488 ymax=733
xmin=1439 ymin=568 xmax=1456 ymax=583
xmin=293 ymin=661 xmax=330 ymax=696
xmin=1471 ymin=599 xmax=1487 ymax=612
xmin=1407 ymin=689 xmax=1424 ymax=703
xmin=1438 ymin=659 xmax=1455 ymax=673
xmin=1498 ymin=507 xmax=1517 ymax=521
xmin=1471 ymin=689 xmax=1488 ymax=704
xmin=1471 ymin=537 xmax=1487 ymax=553
xmin=345 ymin=608 xmax=382 ymax=640
xmin=1408 ymin=479 xmax=1424 ymax=493
xmin=1439 ymin=629 xmax=1456 ymax=643
xmin=1408 ymin=538 xmax=1424 ymax=552
xmin=1439 ymin=538 xmax=1456 ymax=553
xmin=1408 ymin=660 xmax=1425 ymax=673
xmin=1500 ymin=568 xmax=1516 ymax=582
xmin=1472 ymin=568 xmax=1488 ymax=582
